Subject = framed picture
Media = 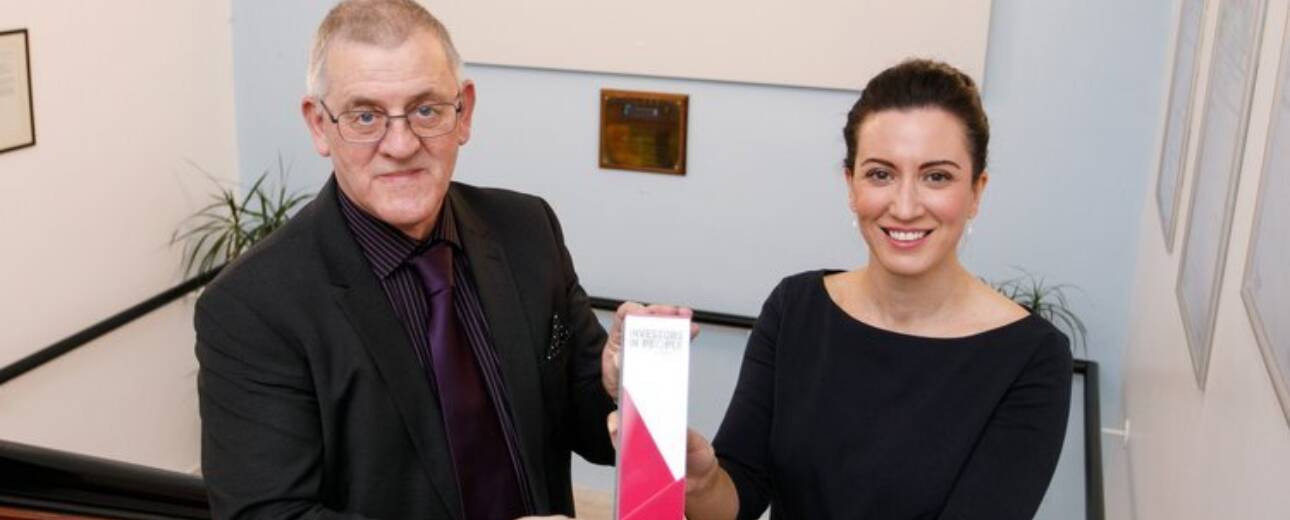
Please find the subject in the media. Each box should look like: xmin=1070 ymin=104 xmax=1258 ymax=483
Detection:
xmin=1177 ymin=0 xmax=1267 ymax=389
xmin=0 ymin=28 xmax=35 ymax=154
xmin=1242 ymin=9 xmax=1290 ymax=427
xmin=1156 ymin=0 xmax=1208 ymax=252
xmin=599 ymin=89 xmax=688 ymax=175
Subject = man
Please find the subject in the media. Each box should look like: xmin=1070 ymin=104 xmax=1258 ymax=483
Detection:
xmin=195 ymin=1 xmax=689 ymax=518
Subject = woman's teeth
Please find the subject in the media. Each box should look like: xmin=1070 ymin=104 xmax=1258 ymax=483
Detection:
xmin=887 ymin=229 xmax=928 ymax=241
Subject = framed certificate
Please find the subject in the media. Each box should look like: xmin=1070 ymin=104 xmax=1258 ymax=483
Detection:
xmin=1242 ymin=10 xmax=1290 ymax=427
xmin=1156 ymin=0 xmax=1208 ymax=251
xmin=0 ymin=29 xmax=35 ymax=154
xmin=1177 ymin=0 xmax=1267 ymax=389
xmin=599 ymin=89 xmax=688 ymax=175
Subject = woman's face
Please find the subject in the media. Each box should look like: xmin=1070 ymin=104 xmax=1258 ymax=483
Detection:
xmin=847 ymin=107 xmax=987 ymax=279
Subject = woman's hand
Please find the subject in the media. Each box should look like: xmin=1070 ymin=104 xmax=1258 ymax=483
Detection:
xmin=685 ymin=427 xmax=722 ymax=495
xmin=606 ymin=412 xmax=738 ymax=520
xmin=605 ymin=412 xmax=722 ymax=495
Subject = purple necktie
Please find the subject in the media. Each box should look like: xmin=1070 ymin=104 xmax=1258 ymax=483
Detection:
xmin=409 ymin=242 xmax=525 ymax=520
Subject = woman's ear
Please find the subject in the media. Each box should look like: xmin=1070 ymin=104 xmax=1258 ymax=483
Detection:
xmin=970 ymin=170 xmax=989 ymax=218
xmin=845 ymin=167 xmax=858 ymax=213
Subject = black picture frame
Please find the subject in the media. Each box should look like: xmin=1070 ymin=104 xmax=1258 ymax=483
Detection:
xmin=0 ymin=28 xmax=35 ymax=154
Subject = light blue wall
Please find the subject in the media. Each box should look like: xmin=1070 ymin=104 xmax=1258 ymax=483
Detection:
xmin=230 ymin=0 xmax=330 ymax=185
xmin=974 ymin=1 xmax=1173 ymax=436
xmin=230 ymin=0 xmax=1175 ymax=514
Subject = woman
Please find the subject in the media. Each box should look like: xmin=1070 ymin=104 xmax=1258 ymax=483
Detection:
xmin=680 ymin=59 xmax=1073 ymax=519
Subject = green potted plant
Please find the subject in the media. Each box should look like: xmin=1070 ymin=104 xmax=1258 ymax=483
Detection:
xmin=172 ymin=159 xmax=313 ymax=277
xmin=989 ymin=269 xmax=1088 ymax=354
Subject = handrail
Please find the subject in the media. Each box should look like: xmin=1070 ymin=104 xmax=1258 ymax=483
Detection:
xmin=0 ymin=273 xmax=1104 ymax=520
xmin=0 ymin=267 xmax=222 ymax=386
xmin=589 ymin=296 xmax=757 ymax=328
xmin=587 ymin=295 xmax=1105 ymax=520
xmin=0 ymin=439 xmax=209 ymax=519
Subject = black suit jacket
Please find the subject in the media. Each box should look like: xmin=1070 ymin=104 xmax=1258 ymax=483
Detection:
xmin=195 ymin=179 xmax=616 ymax=519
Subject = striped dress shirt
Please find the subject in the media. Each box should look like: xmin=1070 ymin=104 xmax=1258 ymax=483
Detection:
xmin=336 ymin=187 xmax=533 ymax=512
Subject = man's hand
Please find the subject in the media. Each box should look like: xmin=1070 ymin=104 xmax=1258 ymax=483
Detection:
xmin=601 ymin=301 xmax=699 ymax=400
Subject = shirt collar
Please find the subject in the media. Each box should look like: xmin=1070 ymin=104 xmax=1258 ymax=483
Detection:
xmin=336 ymin=183 xmax=461 ymax=279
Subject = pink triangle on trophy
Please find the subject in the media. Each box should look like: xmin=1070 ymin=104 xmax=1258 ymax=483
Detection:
xmin=617 ymin=389 xmax=685 ymax=519
xmin=622 ymin=477 xmax=685 ymax=520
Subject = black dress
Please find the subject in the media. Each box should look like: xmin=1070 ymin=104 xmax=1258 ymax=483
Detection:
xmin=712 ymin=270 xmax=1073 ymax=519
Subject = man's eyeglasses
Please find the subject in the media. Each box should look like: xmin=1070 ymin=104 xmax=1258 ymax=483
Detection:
xmin=317 ymin=96 xmax=463 ymax=143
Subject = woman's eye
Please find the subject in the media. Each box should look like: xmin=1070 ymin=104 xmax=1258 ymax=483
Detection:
xmin=925 ymin=171 xmax=952 ymax=183
xmin=865 ymin=169 xmax=892 ymax=181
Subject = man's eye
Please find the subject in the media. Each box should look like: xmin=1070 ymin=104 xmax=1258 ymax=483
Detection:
xmin=353 ymin=111 xmax=379 ymax=125
xmin=414 ymin=105 xmax=440 ymax=118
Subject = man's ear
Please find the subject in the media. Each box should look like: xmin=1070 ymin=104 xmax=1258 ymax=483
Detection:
xmin=302 ymin=96 xmax=332 ymax=157
xmin=454 ymin=80 xmax=477 ymax=146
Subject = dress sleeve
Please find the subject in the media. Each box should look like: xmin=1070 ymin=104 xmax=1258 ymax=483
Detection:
xmin=712 ymin=280 xmax=787 ymax=520
xmin=936 ymin=329 xmax=1074 ymax=520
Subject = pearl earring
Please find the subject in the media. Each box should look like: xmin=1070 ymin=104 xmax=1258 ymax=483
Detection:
xmin=967 ymin=219 xmax=975 ymax=236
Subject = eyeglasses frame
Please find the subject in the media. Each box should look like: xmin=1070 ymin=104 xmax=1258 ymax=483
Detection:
xmin=316 ymin=95 xmax=464 ymax=143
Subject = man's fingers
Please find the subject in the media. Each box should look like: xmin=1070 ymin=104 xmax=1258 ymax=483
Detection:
xmin=641 ymin=304 xmax=688 ymax=316
xmin=617 ymin=302 xmax=696 ymax=319
xmin=615 ymin=301 xmax=646 ymax=320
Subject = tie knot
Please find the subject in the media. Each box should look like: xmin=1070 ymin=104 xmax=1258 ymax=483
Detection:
xmin=409 ymin=241 xmax=454 ymax=294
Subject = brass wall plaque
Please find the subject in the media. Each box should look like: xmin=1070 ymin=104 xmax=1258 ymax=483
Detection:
xmin=599 ymin=89 xmax=688 ymax=175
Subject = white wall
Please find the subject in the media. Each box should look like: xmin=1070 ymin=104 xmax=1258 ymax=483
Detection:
xmin=422 ymin=0 xmax=991 ymax=91
xmin=1123 ymin=1 xmax=1290 ymax=518
xmin=0 ymin=0 xmax=238 ymax=473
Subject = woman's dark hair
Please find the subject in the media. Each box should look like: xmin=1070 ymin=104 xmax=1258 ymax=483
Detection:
xmin=843 ymin=59 xmax=989 ymax=181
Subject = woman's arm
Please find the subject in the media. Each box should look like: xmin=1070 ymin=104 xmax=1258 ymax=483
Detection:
xmin=704 ymin=280 xmax=790 ymax=519
xmin=937 ymin=330 xmax=1074 ymax=519
xmin=684 ymin=429 xmax=740 ymax=520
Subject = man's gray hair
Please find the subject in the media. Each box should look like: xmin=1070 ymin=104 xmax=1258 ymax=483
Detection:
xmin=306 ymin=0 xmax=463 ymax=97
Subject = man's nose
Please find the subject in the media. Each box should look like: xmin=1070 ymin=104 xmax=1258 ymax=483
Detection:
xmin=378 ymin=117 xmax=421 ymax=158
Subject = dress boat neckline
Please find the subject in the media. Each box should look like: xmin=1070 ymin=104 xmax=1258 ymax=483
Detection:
xmin=815 ymin=269 xmax=1038 ymax=344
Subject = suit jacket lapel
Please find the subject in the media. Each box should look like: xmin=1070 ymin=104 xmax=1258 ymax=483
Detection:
xmin=448 ymin=185 xmax=552 ymax=510
xmin=312 ymin=179 xmax=464 ymax=520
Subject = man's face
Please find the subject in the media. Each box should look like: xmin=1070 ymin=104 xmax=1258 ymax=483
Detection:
xmin=303 ymin=30 xmax=475 ymax=240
